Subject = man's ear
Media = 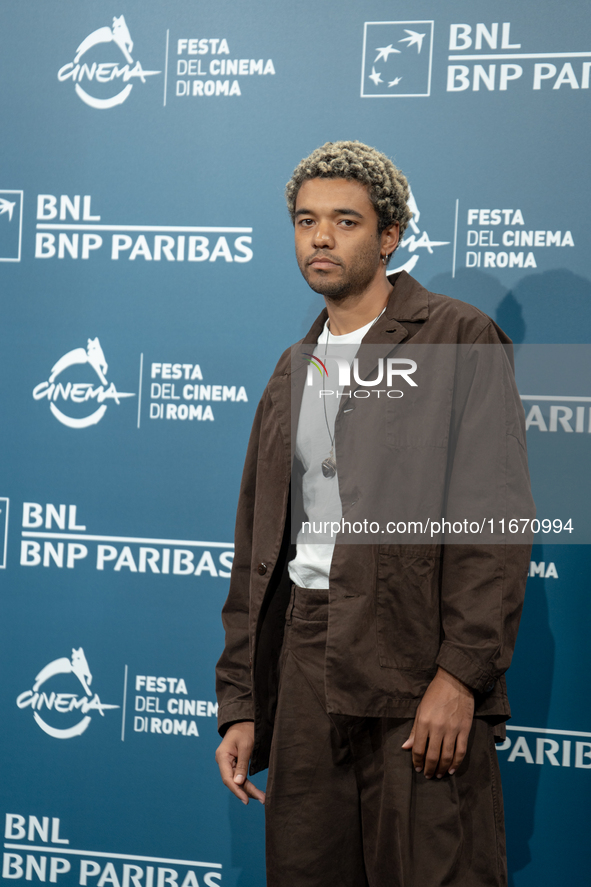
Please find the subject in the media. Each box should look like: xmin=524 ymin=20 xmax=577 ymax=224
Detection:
xmin=381 ymin=221 xmax=400 ymax=255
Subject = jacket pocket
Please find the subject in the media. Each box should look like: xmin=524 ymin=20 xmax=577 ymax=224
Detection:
xmin=376 ymin=549 xmax=441 ymax=669
xmin=385 ymin=357 xmax=453 ymax=449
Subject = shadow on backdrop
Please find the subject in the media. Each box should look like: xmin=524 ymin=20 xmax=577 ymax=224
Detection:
xmin=428 ymin=267 xmax=591 ymax=344
xmin=427 ymin=269 xmax=591 ymax=884
xmin=496 ymin=291 xmax=526 ymax=345
xmin=427 ymin=267 xmax=508 ymax=330
xmin=502 ymin=545 xmax=555 ymax=885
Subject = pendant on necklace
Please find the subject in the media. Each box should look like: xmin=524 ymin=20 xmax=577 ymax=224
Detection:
xmin=322 ymin=453 xmax=337 ymax=478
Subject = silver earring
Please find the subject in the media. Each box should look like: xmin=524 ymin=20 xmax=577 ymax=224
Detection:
xmin=382 ymin=253 xmax=389 ymax=265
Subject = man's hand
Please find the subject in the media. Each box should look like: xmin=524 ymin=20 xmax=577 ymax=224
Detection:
xmin=401 ymin=667 xmax=475 ymax=779
xmin=215 ymin=721 xmax=265 ymax=805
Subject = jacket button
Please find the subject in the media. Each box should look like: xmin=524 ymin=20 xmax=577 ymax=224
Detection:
xmin=257 ymin=563 xmax=267 ymax=575
xmin=484 ymin=681 xmax=495 ymax=693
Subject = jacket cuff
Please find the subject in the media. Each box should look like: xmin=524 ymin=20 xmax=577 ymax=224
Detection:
xmin=217 ymin=701 xmax=255 ymax=737
xmin=436 ymin=642 xmax=497 ymax=694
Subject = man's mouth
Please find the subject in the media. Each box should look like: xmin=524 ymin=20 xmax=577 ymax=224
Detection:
xmin=308 ymin=255 xmax=340 ymax=269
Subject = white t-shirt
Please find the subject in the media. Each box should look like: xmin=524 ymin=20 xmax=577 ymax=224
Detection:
xmin=288 ymin=312 xmax=384 ymax=589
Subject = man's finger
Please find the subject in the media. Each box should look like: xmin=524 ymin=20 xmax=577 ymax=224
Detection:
xmin=423 ymin=733 xmax=444 ymax=779
xmin=411 ymin=722 xmax=429 ymax=772
xmin=401 ymin=727 xmax=415 ymax=749
xmin=243 ymin=779 xmax=266 ymax=804
xmin=234 ymin=743 xmax=251 ymax=785
xmin=215 ymin=723 xmax=256 ymax=805
xmin=436 ymin=736 xmax=456 ymax=778
xmin=449 ymin=729 xmax=470 ymax=775
xmin=217 ymin=752 xmax=250 ymax=804
xmin=216 ymin=749 xmax=237 ymax=788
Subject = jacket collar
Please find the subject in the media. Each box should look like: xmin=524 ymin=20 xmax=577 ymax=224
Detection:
xmin=301 ymin=270 xmax=430 ymax=348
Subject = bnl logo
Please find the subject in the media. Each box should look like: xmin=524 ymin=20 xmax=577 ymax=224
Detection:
xmin=361 ymin=21 xmax=434 ymax=97
xmin=0 ymin=191 xmax=23 ymax=261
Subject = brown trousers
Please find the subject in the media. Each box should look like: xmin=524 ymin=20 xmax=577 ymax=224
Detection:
xmin=265 ymin=586 xmax=508 ymax=887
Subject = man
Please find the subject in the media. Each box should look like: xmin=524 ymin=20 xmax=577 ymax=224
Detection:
xmin=215 ymin=141 xmax=533 ymax=886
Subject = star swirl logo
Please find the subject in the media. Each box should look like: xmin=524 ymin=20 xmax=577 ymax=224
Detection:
xmin=361 ymin=21 xmax=434 ymax=97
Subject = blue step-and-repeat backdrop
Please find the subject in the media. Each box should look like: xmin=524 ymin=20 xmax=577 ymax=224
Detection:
xmin=1 ymin=2 xmax=589 ymax=885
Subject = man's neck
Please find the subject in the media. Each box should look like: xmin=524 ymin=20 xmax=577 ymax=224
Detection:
xmin=324 ymin=273 xmax=393 ymax=335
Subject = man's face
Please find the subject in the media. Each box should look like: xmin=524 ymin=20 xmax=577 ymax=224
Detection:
xmin=294 ymin=177 xmax=397 ymax=300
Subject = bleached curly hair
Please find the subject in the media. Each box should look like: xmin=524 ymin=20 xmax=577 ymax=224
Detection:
xmin=285 ymin=140 xmax=412 ymax=240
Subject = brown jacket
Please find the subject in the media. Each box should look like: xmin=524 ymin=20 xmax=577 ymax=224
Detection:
xmin=216 ymin=272 xmax=533 ymax=773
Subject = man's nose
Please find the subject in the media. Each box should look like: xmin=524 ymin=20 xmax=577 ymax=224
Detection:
xmin=312 ymin=221 xmax=334 ymax=249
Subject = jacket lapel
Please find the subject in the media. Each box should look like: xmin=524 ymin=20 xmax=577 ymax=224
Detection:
xmin=340 ymin=271 xmax=430 ymax=408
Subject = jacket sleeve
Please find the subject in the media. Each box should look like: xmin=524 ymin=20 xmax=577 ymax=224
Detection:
xmin=215 ymin=391 xmax=267 ymax=734
xmin=435 ymin=322 xmax=535 ymax=693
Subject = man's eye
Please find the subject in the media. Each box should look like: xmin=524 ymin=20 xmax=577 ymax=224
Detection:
xmin=340 ymin=219 xmax=355 ymax=227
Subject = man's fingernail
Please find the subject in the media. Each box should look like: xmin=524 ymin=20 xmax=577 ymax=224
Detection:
xmin=242 ymin=799 xmax=248 ymax=805
xmin=449 ymin=768 xmax=456 ymax=775
xmin=437 ymin=774 xmax=443 ymax=779
xmin=415 ymin=766 xmax=422 ymax=772
xmin=235 ymin=774 xmax=244 ymax=784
